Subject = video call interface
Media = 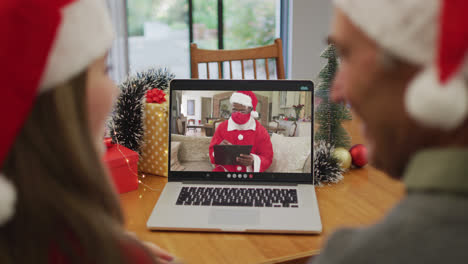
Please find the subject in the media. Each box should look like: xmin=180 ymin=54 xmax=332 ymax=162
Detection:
xmin=170 ymin=90 xmax=312 ymax=174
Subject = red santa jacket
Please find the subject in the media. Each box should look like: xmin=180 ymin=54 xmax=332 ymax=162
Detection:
xmin=209 ymin=118 xmax=273 ymax=172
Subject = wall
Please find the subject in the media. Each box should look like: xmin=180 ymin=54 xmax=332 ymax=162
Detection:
xmin=289 ymin=0 xmax=332 ymax=82
xmin=180 ymin=91 xmax=225 ymax=122
xmin=181 ymin=95 xmax=201 ymax=122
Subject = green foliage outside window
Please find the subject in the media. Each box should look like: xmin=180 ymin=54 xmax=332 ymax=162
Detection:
xmin=127 ymin=0 xmax=277 ymax=50
xmin=127 ymin=0 xmax=158 ymax=36
xmin=224 ymin=0 xmax=276 ymax=49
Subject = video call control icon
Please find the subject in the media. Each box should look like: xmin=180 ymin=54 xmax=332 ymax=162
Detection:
xmin=226 ymin=173 xmax=254 ymax=179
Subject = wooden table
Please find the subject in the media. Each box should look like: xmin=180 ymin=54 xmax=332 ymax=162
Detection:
xmin=266 ymin=126 xmax=286 ymax=134
xmin=120 ymin=166 xmax=404 ymax=264
xmin=186 ymin=124 xmax=215 ymax=136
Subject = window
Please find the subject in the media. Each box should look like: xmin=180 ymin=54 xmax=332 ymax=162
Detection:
xmin=127 ymin=0 xmax=189 ymax=77
xmin=280 ymin=91 xmax=287 ymax=107
xmin=126 ymin=0 xmax=289 ymax=79
xmin=187 ymin=100 xmax=195 ymax=115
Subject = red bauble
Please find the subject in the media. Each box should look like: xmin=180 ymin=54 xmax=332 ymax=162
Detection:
xmin=349 ymin=144 xmax=368 ymax=168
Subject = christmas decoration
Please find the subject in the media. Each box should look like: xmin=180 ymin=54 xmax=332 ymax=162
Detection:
xmin=335 ymin=0 xmax=468 ymax=130
xmin=103 ymin=143 xmax=139 ymax=194
xmin=292 ymin=104 xmax=305 ymax=120
xmin=146 ymin=88 xmax=167 ymax=104
xmin=313 ymin=141 xmax=344 ymax=186
xmin=314 ymin=44 xmax=352 ymax=148
xmin=107 ymin=123 xmax=159 ymax=193
xmin=333 ymin=147 xmax=352 ymax=170
xmin=104 ymin=137 xmax=113 ymax=149
xmin=349 ymin=144 xmax=368 ymax=168
xmin=139 ymin=101 xmax=170 ymax=177
xmin=109 ymin=68 xmax=175 ymax=153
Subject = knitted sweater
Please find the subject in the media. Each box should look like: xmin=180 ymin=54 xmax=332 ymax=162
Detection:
xmin=311 ymin=148 xmax=468 ymax=264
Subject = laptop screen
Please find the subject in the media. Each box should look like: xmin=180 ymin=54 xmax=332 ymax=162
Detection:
xmin=168 ymin=80 xmax=314 ymax=183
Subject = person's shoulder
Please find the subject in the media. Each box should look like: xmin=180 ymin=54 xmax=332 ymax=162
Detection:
xmin=312 ymin=194 xmax=468 ymax=264
xmin=311 ymin=223 xmax=404 ymax=264
xmin=311 ymin=199 xmax=408 ymax=264
xmin=218 ymin=120 xmax=229 ymax=128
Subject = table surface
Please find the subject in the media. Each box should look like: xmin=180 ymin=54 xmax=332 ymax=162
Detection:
xmin=121 ymin=118 xmax=405 ymax=264
xmin=120 ymin=166 xmax=404 ymax=264
xmin=186 ymin=124 xmax=214 ymax=128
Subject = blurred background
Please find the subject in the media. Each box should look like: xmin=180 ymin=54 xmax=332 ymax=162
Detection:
xmin=107 ymin=0 xmax=332 ymax=83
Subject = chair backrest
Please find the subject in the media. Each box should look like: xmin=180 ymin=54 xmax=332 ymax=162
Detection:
xmin=288 ymin=121 xmax=298 ymax=137
xmin=176 ymin=117 xmax=185 ymax=135
xmin=268 ymin=120 xmax=279 ymax=133
xmin=213 ymin=118 xmax=225 ymax=130
xmin=190 ymin=38 xmax=285 ymax=80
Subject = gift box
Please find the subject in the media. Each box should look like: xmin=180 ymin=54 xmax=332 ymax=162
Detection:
xmin=138 ymin=102 xmax=170 ymax=176
xmin=104 ymin=143 xmax=139 ymax=194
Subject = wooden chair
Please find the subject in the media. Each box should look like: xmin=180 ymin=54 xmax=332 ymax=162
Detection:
xmin=277 ymin=121 xmax=297 ymax=137
xmin=186 ymin=118 xmax=196 ymax=132
xmin=288 ymin=121 xmax=298 ymax=137
xmin=213 ymin=118 xmax=225 ymax=131
xmin=190 ymin=38 xmax=285 ymax=80
xmin=268 ymin=120 xmax=280 ymax=134
xmin=175 ymin=117 xmax=186 ymax=135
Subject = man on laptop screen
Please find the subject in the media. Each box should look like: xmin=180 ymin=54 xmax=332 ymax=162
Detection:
xmin=209 ymin=91 xmax=273 ymax=173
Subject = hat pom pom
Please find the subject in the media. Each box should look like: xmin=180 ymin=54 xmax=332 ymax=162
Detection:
xmin=405 ymin=66 xmax=468 ymax=130
xmin=251 ymin=111 xmax=259 ymax=119
xmin=0 ymin=173 xmax=16 ymax=226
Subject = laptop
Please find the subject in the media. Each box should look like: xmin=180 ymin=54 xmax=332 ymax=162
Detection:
xmin=147 ymin=79 xmax=322 ymax=234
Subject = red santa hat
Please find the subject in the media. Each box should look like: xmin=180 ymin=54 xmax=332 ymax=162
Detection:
xmin=230 ymin=91 xmax=259 ymax=118
xmin=0 ymin=0 xmax=114 ymax=225
xmin=334 ymin=0 xmax=468 ymax=130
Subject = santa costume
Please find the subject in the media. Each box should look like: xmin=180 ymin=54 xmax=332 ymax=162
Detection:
xmin=209 ymin=91 xmax=273 ymax=172
xmin=334 ymin=0 xmax=468 ymax=130
xmin=0 ymin=0 xmax=113 ymax=226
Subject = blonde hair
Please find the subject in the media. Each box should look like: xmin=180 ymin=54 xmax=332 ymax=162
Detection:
xmin=1 ymin=72 xmax=155 ymax=263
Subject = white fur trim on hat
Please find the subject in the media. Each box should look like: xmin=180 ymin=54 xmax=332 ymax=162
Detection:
xmin=333 ymin=0 xmax=439 ymax=66
xmin=230 ymin=92 xmax=253 ymax=108
xmin=335 ymin=0 xmax=468 ymax=130
xmin=40 ymin=0 xmax=114 ymax=91
xmin=251 ymin=111 xmax=259 ymax=119
xmin=405 ymin=66 xmax=468 ymax=130
xmin=0 ymin=173 xmax=16 ymax=226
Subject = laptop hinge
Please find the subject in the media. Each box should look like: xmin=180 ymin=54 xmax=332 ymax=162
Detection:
xmin=180 ymin=181 xmax=299 ymax=186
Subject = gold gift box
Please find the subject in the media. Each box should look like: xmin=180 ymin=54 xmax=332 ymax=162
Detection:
xmin=138 ymin=102 xmax=169 ymax=177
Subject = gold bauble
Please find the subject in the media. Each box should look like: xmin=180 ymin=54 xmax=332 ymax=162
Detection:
xmin=333 ymin=147 xmax=352 ymax=170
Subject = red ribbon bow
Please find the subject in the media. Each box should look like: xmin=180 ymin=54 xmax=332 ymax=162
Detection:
xmin=146 ymin=89 xmax=167 ymax=104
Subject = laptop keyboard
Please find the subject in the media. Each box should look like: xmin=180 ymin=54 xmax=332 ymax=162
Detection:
xmin=176 ymin=187 xmax=299 ymax=208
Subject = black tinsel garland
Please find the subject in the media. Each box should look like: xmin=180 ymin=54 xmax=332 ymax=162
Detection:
xmin=109 ymin=68 xmax=175 ymax=153
xmin=313 ymin=140 xmax=344 ymax=186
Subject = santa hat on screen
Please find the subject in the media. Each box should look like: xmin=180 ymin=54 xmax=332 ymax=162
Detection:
xmin=230 ymin=91 xmax=259 ymax=118
xmin=0 ymin=0 xmax=114 ymax=226
xmin=334 ymin=0 xmax=468 ymax=130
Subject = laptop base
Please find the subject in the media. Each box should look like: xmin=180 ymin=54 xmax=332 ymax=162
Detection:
xmin=147 ymin=182 xmax=322 ymax=234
